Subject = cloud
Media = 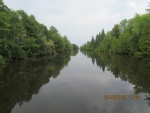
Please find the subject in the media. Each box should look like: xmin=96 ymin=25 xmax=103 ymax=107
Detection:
xmin=128 ymin=1 xmax=136 ymax=9
xmin=3 ymin=0 xmax=149 ymax=46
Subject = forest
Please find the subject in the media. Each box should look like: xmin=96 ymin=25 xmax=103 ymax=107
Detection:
xmin=80 ymin=5 xmax=150 ymax=56
xmin=0 ymin=0 xmax=79 ymax=66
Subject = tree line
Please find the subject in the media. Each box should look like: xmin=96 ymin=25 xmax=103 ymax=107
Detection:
xmin=80 ymin=4 xmax=150 ymax=56
xmin=0 ymin=0 xmax=79 ymax=65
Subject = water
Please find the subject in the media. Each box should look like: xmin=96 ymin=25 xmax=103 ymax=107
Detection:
xmin=0 ymin=51 xmax=150 ymax=113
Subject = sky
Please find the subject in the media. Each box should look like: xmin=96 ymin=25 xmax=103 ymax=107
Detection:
xmin=3 ymin=0 xmax=149 ymax=46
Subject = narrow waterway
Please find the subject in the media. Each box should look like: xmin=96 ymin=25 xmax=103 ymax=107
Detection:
xmin=0 ymin=51 xmax=150 ymax=113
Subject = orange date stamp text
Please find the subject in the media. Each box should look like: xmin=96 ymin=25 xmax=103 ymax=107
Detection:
xmin=104 ymin=95 xmax=141 ymax=100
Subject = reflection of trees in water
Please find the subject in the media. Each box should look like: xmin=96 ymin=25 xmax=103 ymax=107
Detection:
xmin=71 ymin=50 xmax=79 ymax=56
xmin=81 ymin=50 xmax=150 ymax=106
xmin=0 ymin=51 xmax=78 ymax=113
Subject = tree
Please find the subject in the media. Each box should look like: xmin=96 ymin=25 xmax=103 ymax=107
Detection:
xmin=101 ymin=29 xmax=105 ymax=39
xmin=146 ymin=3 xmax=150 ymax=13
xmin=111 ymin=24 xmax=120 ymax=39
xmin=0 ymin=0 xmax=9 ymax=12
xmin=49 ymin=26 xmax=58 ymax=37
xmin=63 ymin=35 xmax=71 ymax=51
xmin=119 ymin=19 xmax=128 ymax=33
xmin=90 ymin=36 xmax=95 ymax=49
xmin=81 ymin=7 xmax=150 ymax=56
xmin=0 ymin=1 xmax=78 ymax=64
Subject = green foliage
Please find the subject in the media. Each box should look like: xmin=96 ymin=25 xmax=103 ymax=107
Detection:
xmin=81 ymin=5 xmax=150 ymax=56
xmin=80 ymin=41 xmax=92 ymax=51
xmin=139 ymin=36 xmax=150 ymax=55
xmin=111 ymin=24 xmax=120 ymax=39
xmin=80 ymin=29 xmax=106 ymax=51
xmin=0 ymin=0 xmax=78 ymax=62
xmin=0 ymin=0 xmax=9 ymax=12
xmin=71 ymin=44 xmax=79 ymax=51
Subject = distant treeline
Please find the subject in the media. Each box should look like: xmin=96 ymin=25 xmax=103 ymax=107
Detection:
xmin=0 ymin=0 xmax=79 ymax=65
xmin=80 ymin=4 xmax=150 ymax=56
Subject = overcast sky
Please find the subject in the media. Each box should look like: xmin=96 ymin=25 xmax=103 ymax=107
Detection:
xmin=3 ymin=0 xmax=149 ymax=46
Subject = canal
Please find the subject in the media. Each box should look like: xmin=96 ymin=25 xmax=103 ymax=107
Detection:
xmin=0 ymin=51 xmax=150 ymax=113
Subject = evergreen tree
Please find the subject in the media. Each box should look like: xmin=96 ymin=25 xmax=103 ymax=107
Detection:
xmin=81 ymin=4 xmax=150 ymax=56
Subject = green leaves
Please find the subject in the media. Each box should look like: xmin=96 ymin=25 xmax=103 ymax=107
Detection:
xmin=0 ymin=0 xmax=9 ymax=12
xmin=81 ymin=5 xmax=150 ymax=56
xmin=0 ymin=1 xmax=78 ymax=63
xmin=139 ymin=36 xmax=150 ymax=55
xmin=111 ymin=24 xmax=120 ymax=39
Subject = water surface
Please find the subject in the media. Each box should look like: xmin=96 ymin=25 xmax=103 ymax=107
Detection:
xmin=0 ymin=51 xmax=150 ymax=113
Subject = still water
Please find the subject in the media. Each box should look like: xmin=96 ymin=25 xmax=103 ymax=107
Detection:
xmin=0 ymin=51 xmax=150 ymax=113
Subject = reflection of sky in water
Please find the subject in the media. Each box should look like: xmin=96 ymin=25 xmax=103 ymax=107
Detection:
xmin=12 ymin=52 xmax=150 ymax=113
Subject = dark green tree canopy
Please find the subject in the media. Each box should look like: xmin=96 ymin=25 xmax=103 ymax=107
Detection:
xmin=0 ymin=1 xmax=78 ymax=64
xmin=111 ymin=24 xmax=120 ymax=39
xmin=0 ymin=0 xmax=9 ymax=12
